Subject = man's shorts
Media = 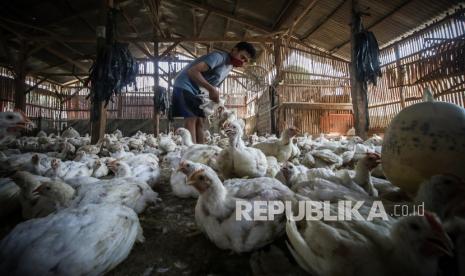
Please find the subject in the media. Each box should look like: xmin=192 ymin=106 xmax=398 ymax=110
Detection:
xmin=171 ymin=87 xmax=205 ymax=118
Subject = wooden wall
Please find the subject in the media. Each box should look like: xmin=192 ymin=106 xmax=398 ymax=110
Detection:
xmin=2 ymin=9 xmax=464 ymax=136
xmin=0 ymin=67 xmax=64 ymax=131
xmin=275 ymin=41 xmax=353 ymax=135
xmin=368 ymin=9 xmax=465 ymax=131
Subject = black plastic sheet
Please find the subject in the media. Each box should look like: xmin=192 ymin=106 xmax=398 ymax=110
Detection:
xmin=88 ymin=9 xmax=138 ymax=121
xmin=354 ymin=30 xmax=382 ymax=85
xmin=153 ymin=86 xmax=170 ymax=115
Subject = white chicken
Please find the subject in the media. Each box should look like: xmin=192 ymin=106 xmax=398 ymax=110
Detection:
xmin=0 ymin=204 xmax=144 ymax=276
xmin=0 ymin=110 xmax=33 ymax=145
xmin=253 ymin=127 xmax=299 ymax=162
xmin=311 ymin=148 xmax=343 ymax=169
xmin=10 ymin=171 xmax=55 ymax=219
xmin=176 ymin=127 xmax=221 ymax=169
xmin=186 ymin=167 xmax=295 ymax=253
xmin=318 ymin=153 xmax=382 ymax=197
xmin=44 ymin=159 xmax=92 ymax=180
xmin=61 ymin=126 xmax=80 ymax=138
xmin=216 ymin=120 xmax=268 ymax=179
xmin=0 ymin=177 xmax=21 ymax=217
xmin=158 ymin=133 xmax=177 ymax=154
xmin=265 ymin=156 xmax=281 ymax=178
xmin=91 ymin=159 xmax=110 ymax=178
xmin=286 ymin=210 xmax=453 ymax=276
xmin=34 ymin=177 xmax=158 ymax=214
xmin=107 ymin=159 xmax=160 ymax=188
xmin=415 ymin=174 xmax=465 ymax=220
xmin=170 ymin=159 xmax=212 ymax=198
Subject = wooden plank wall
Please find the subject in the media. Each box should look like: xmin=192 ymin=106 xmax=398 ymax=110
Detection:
xmin=254 ymin=49 xmax=275 ymax=134
xmin=368 ymin=9 xmax=465 ymax=132
xmin=0 ymin=67 xmax=64 ymax=130
xmin=276 ymin=41 xmax=352 ymax=135
xmin=60 ymin=58 xmax=254 ymax=122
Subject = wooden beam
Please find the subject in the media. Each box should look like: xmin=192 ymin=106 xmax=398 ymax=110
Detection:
xmin=64 ymin=0 xmax=96 ymax=33
xmin=62 ymin=76 xmax=89 ymax=87
xmin=121 ymin=6 xmax=152 ymax=56
xmin=29 ymin=41 xmax=53 ymax=56
xmin=349 ymin=0 xmax=368 ymax=139
xmin=287 ymin=0 xmax=319 ymax=35
xmin=301 ymin=0 xmax=347 ymax=40
xmin=271 ymin=37 xmax=282 ymax=133
xmin=159 ymin=42 xmax=179 ymax=58
xmin=197 ymin=11 xmax=211 ymax=38
xmin=90 ymin=0 xmax=112 ymax=144
xmin=133 ymin=42 xmax=154 ymax=58
xmin=280 ymin=102 xmax=353 ymax=110
xmin=13 ymin=40 xmax=29 ymax=111
xmin=0 ymin=16 xmax=86 ymax=57
xmin=44 ymin=46 xmax=89 ymax=72
xmin=61 ymin=86 xmax=86 ymax=103
xmin=33 ymin=72 xmax=173 ymax=77
xmin=29 ymin=35 xmax=274 ymax=43
xmin=174 ymin=0 xmax=273 ymax=33
xmin=394 ymin=44 xmax=406 ymax=108
xmin=330 ymin=0 xmax=412 ymax=53
xmin=282 ymin=70 xmax=350 ymax=79
xmin=144 ymin=0 xmax=166 ymax=38
xmin=25 ymin=77 xmax=49 ymax=94
xmin=153 ymin=39 xmax=160 ymax=136
xmin=192 ymin=9 xmax=198 ymax=37
xmin=179 ymin=43 xmax=198 ymax=58
xmin=272 ymin=0 xmax=298 ymax=30
xmin=0 ymin=28 xmax=13 ymax=65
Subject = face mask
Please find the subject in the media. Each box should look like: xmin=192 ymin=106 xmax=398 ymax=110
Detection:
xmin=229 ymin=54 xmax=244 ymax=67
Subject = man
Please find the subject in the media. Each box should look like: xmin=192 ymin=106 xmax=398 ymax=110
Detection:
xmin=172 ymin=42 xmax=256 ymax=144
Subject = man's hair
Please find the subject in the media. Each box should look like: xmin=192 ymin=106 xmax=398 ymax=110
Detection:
xmin=234 ymin=42 xmax=256 ymax=59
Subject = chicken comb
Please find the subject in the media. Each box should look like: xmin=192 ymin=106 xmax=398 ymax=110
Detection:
xmin=424 ymin=211 xmax=443 ymax=234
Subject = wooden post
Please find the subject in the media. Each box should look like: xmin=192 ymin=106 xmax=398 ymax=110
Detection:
xmin=117 ymin=95 xmax=123 ymax=118
xmin=394 ymin=44 xmax=406 ymax=108
xmin=349 ymin=0 xmax=368 ymax=139
xmin=271 ymin=37 xmax=282 ymax=134
xmin=167 ymin=59 xmax=172 ymax=133
xmin=153 ymin=39 xmax=160 ymax=136
xmin=13 ymin=40 xmax=29 ymax=111
xmin=90 ymin=0 xmax=112 ymax=144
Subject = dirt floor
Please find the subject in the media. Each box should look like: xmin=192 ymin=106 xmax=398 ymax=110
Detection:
xmin=109 ymin=168 xmax=307 ymax=276
xmin=0 ymin=168 xmax=307 ymax=276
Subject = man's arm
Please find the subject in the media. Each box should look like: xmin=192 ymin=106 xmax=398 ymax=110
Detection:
xmin=187 ymin=61 xmax=220 ymax=103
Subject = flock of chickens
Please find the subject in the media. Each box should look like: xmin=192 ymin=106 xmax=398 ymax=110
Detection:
xmin=0 ymin=111 xmax=464 ymax=276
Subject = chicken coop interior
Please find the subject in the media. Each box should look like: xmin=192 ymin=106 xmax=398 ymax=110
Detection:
xmin=1 ymin=0 xmax=465 ymax=275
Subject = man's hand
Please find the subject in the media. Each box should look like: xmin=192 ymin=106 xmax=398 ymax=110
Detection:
xmin=208 ymin=87 xmax=220 ymax=103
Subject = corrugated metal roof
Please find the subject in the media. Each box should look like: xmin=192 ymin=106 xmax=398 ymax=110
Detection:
xmin=0 ymin=0 xmax=462 ymax=83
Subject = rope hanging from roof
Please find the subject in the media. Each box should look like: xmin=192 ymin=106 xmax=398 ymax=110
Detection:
xmin=87 ymin=8 xmax=138 ymax=121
